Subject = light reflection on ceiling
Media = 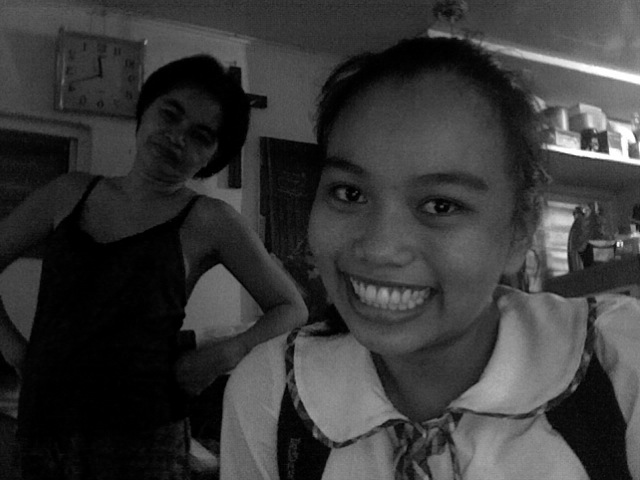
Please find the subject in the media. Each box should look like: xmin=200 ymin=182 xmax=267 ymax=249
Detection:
xmin=72 ymin=0 xmax=640 ymax=74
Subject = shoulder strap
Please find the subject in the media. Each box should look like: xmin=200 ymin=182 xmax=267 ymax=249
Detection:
xmin=172 ymin=195 xmax=201 ymax=226
xmin=277 ymin=385 xmax=331 ymax=480
xmin=546 ymin=299 xmax=631 ymax=479
xmin=67 ymin=175 xmax=103 ymax=219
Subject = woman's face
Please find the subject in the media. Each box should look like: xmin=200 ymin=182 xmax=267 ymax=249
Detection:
xmin=308 ymin=72 xmax=529 ymax=360
xmin=135 ymin=85 xmax=222 ymax=182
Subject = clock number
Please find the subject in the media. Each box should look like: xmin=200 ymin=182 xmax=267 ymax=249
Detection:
xmin=113 ymin=46 xmax=122 ymax=56
xmin=97 ymin=43 xmax=107 ymax=54
xmin=124 ymin=58 xmax=136 ymax=68
xmin=78 ymin=95 xmax=87 ymax=106
xmin=97 ymin=99 xmax=104 ymax=109
xmin=67 ymin=49 xmax=76 ymax=61
xmin=125 ymin=90 xmax=133 ymax=100
xmin=82 ymin=41 xmax=88 ymax=52
xmin=68 ymin=84 xmax=76 ymax=93
xmin=128 ymin=74 xmax=137 ymax=83
xmin=65 ymin=66 xmax=74 ymax=76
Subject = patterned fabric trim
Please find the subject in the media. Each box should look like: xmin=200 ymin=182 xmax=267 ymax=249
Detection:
xmin=283 ymin=296 xmax=597 ymax=477
xmin=284 ymin=328 xmax=404 ymax=449
xmin=391 ymin=414 xmax=462 ymax=480
xmin=447 ymin=296 xmax=597 ymax=420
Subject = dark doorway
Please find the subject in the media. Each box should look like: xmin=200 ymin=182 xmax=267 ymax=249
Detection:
xmin=260 ymin=137 xmax=328 ymax=321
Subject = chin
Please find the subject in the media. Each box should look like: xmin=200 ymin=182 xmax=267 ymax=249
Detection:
xmin=343 ymin=313 xmax=433 ymax=357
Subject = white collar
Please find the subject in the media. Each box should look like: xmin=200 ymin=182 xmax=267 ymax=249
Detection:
xmin=291 ymin=288 xmax=589 ymax=444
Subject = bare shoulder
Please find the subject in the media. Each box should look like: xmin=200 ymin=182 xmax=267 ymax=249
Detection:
xmin=0 ymin=172 xmax=98 ymax=264
xmin=50 ymin=172 xmax=100 ymax=223
xmin=192 ymin=196 xmax=241 ymax=219
xmin=54 ymin=171 xmax=97 ymax=193
xmin=187 ymin=196 xmax=248 ymax=235
xmin=57 ymin=171 xmax=96 ymax=189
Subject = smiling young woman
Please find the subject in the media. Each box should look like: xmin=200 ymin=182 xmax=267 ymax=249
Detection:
xmin=221 ymin=37 xmax=638 ymax=479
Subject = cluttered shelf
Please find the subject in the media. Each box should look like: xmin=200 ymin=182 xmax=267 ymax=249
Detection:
xmin=542 ymin=143 xmax=640 ymax=191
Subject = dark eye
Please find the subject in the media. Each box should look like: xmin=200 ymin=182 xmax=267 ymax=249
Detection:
xmin=161 ymin=108 xmax=179 ymax=122
xmin=332 ymin=185 xmax=366 ymax=204
xmin=421 ymin=198 xmax=462 ymax=215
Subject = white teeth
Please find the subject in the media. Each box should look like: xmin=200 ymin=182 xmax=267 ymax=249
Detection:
xmin=376 ymin=288 xmax=390 ymax=305
xmin=365 ymin=285 xmax=377 ymax=302
xmin=389 ymin=290 xmax=401 ymax=310
xmin=349 ymin=277 xmax=429 ymax=311
xmin=401 ymin=290 xmax=411 ymax=304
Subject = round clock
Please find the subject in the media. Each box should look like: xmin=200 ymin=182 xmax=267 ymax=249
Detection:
xmin=54 ymin=28 xmax=146 ymax=118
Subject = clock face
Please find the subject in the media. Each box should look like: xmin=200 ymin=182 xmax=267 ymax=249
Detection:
xmin=55 ymin=29 xmax=145 ymax=118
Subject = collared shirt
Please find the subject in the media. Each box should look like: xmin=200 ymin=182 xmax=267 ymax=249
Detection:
xmin=221 ymin=289 xmax=640 ymax=479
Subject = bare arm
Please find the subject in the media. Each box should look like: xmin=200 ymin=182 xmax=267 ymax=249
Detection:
xmin=175 ymin=199 xmax=308 ymax=396
xmin=0 ymin=177 xmax=63 ymax=374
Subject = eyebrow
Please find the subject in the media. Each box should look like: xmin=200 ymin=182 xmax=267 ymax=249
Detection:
xmin=164 ymin=98 xmax=185 ymax=114
xmin=323 ymin=156 xmax=489 ymax=191
xmin=323 ymin=157 xmax=366 ymax=175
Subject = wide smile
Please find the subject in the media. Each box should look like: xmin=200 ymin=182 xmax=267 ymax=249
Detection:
xmin=347 ymin=275 xmax=433 ymax=311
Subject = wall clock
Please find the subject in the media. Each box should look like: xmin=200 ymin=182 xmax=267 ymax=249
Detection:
xmin=54 ymin=28 xmax=146 ymax=118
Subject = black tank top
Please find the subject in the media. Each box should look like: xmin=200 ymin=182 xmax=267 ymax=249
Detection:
xmin=18 ymin=176 xmax=200 ymax=437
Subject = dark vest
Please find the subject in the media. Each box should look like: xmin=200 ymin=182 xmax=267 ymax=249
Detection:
xmin=19 ymin=176 xmax=200 ymax=437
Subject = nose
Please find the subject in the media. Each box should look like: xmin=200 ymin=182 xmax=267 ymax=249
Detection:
xmin=164 ymin=123 xmax=187 ymax=147
xmin=352 ymin=206 xmax=417 ymax=266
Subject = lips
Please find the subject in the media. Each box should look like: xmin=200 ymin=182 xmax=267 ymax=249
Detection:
xmin=348 ymin=276 xmax=431 ymax=311
xmin=149 ymin=138 xmax=181 ymax=162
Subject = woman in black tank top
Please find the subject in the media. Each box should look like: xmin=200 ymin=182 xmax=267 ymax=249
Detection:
xmin=0 ymin=54 xmax=307 ymax=480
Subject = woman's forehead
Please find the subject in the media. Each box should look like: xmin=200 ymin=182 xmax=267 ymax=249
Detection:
xmin=325 ymin=73 xmax=511 ymax=185
xmin=360 ymin=72 xmax=494 ymax=116
xmin=330 ymin=73 xmax=503 ymax=148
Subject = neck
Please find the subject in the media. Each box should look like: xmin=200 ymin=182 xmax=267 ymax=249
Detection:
xmin=373 ymin=301 xmax=500 ymax=421
xmin=122 ymin=166 xmax=188 ymax=199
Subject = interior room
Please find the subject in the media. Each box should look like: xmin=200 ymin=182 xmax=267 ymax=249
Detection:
xmin=2 ymin=0 xmax=640 ymax=477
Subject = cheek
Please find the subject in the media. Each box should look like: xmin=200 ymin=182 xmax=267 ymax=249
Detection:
xmin=185 ymin=144 xmax=213 ymax=167
xmin=307 ymin=206 xmax=347 ymax=264
xmin=307 ymin=207 xmax=330 ymax=260
xmin=438 ymin=225 xmax=518 ymax=282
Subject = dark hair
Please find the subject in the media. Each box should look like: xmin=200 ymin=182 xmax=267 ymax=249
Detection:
xmin=312 ymin=35 xmax=549 ymax=336
xmin=136 ymin=54 xmax=250 ymax=179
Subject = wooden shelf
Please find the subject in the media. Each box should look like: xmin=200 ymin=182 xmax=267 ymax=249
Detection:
xmin=544 ymin=256 xmax=640 ymax=297
xmin=542 ymin=144 xmax=640 ymax=192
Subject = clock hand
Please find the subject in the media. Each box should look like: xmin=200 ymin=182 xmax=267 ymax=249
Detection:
xmin=69 ymin=56 xmax=105 ymax=85
xmin=69 ymin=74 xmax=101 ymax=85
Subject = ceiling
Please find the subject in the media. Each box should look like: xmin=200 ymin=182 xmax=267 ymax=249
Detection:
xmin=72 ymin=0 xmax=640 ymax=73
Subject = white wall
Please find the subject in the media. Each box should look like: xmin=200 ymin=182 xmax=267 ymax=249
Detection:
xmin=0 ymin=3 xmax=338 ymax=341
xmin=239 ymin=41 xmax=337 ymax=324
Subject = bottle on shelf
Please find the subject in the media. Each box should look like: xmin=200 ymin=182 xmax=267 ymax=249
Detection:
xmin=580 ymin=128 xmax=600 ymax=152
xmin=568 ymin=205 xmax=588 ymax=272
xmin=616 ymin=203 xmax=640 ymax=260
xmin=614 ymin=223 xmax=640 ymax=260
xmin=567 ymin=202 xmax=615 ymax=270
xmin=630 ymin=112 xmax=640 ymax=158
